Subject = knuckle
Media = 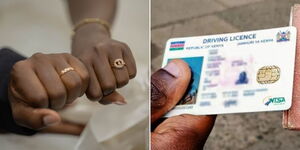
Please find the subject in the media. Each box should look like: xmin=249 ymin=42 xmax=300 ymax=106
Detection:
xmin=68 ymin=78 xmax=82 ymax=90
xmin=111 ymin=41 xmax=122 ymax=47
xmin=13 ymin=60 xmax=27 ymax=67
xmin=101 ymin=82 xmax=116 ymax=91
xmin=67 ymin=77 xmax=82 ymax=89
xmin=93 ymin=47 xmax=100 ymax=53
xmin=96 ymin=41 xmax=124 ymax=50
xmin=79 ymin=55 xmax=92 ymax=64
xmin=117 ymin=78 xmax=129 ymax=88
xmin=62 ymin=53 xmax=75 ymax=60
xmin=94 ymin=46 xmax=106 ymax=56
xmin=120 ymin=42 xmax=130 ymax=50
xmin=96 ymin=42 xmax=109 ymax=50
xmin=111 ymin=48 xmax=122 ymax=54
xmin=129 ymin=71 xmax=137 ymax=79
xmin=11 ymin=60 xmax=27 ymax=73
xmin=49 ymin=90 xmax=66 ymax=101
xmin=55 ymin=53 xmax=65 ymax=59
xmin=81 ymin=71 xmax=90 ymax=83
xmin=31 ymin=53 xmax=49 ymax=63
xmin=62 ymin=53 xmax=71 ymax=57
xmin=86 ymin=90 xmax=102 ymax=100
xmin=29 ymin=94 xmax=48 ymax=107
xmin=32 ymin=52 xmax=45 ymax=59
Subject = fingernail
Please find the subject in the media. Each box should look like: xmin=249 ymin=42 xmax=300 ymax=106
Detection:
xmin=163 ymin=61 xmax=181 ymax=77
xmin=43 ymin=115 xmax=59 ymax=126
xmin=113 ymin=100 xmax=127 ymax=105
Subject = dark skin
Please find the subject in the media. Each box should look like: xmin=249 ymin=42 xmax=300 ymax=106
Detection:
xmin=151 ymin=59 xmax=216 ymax=150
xmin=6 ymin=0 xmax=136 ymax=135
xmin=68 ymin=0 xmax=137 ymax=104
xmin=9 ymin=53 xmax=89 ymax=130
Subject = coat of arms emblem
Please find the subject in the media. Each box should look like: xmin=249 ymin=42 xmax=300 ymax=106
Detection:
xmin=276 ymin=30 xmax=290 ymax=42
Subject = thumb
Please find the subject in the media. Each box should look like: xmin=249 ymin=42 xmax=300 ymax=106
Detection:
xmin=152 ymin=115 xmax=216 ymax=150
xmin=11 ymin=101 xmax=61 ymax=130
xmin=151 ymin=59 xmax=191 ymax=123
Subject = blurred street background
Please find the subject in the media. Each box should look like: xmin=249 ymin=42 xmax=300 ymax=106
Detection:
xmin=151 ymin=0 xmax=300 ymax=149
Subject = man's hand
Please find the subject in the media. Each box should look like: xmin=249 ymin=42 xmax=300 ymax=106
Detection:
xmin=8 ymin=53 xmax=89 ymax=130
xmin=151 ymin=59 xmax=216 ymax=150
xmin=71 ymin=24 xmax=136 ymax=104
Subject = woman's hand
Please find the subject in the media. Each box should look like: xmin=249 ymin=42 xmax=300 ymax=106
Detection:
xmin=71 ymin=23 xmax=136 ymax=104
xmin=8 ymin=53 xmax=89 ymax=130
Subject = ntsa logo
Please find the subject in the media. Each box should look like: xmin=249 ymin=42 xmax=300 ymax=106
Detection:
xmin=263 ymin=96 xmax=285 ymax=106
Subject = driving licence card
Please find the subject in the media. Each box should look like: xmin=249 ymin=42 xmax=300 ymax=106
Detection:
xmin=162 ymin=26 xmax=297 ymax=117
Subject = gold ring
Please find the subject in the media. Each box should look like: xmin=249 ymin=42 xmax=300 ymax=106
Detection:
xmin=112 ymin=59 xmax=126 ymax=69
xmin=60 ymin=67 xmax=75 ymax=76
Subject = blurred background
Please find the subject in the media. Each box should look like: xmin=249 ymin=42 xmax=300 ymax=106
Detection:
xmin=0 ymin=0 xmax=149 ymax=149
xmin=151 ymin=0 xmax=300 ymax=149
